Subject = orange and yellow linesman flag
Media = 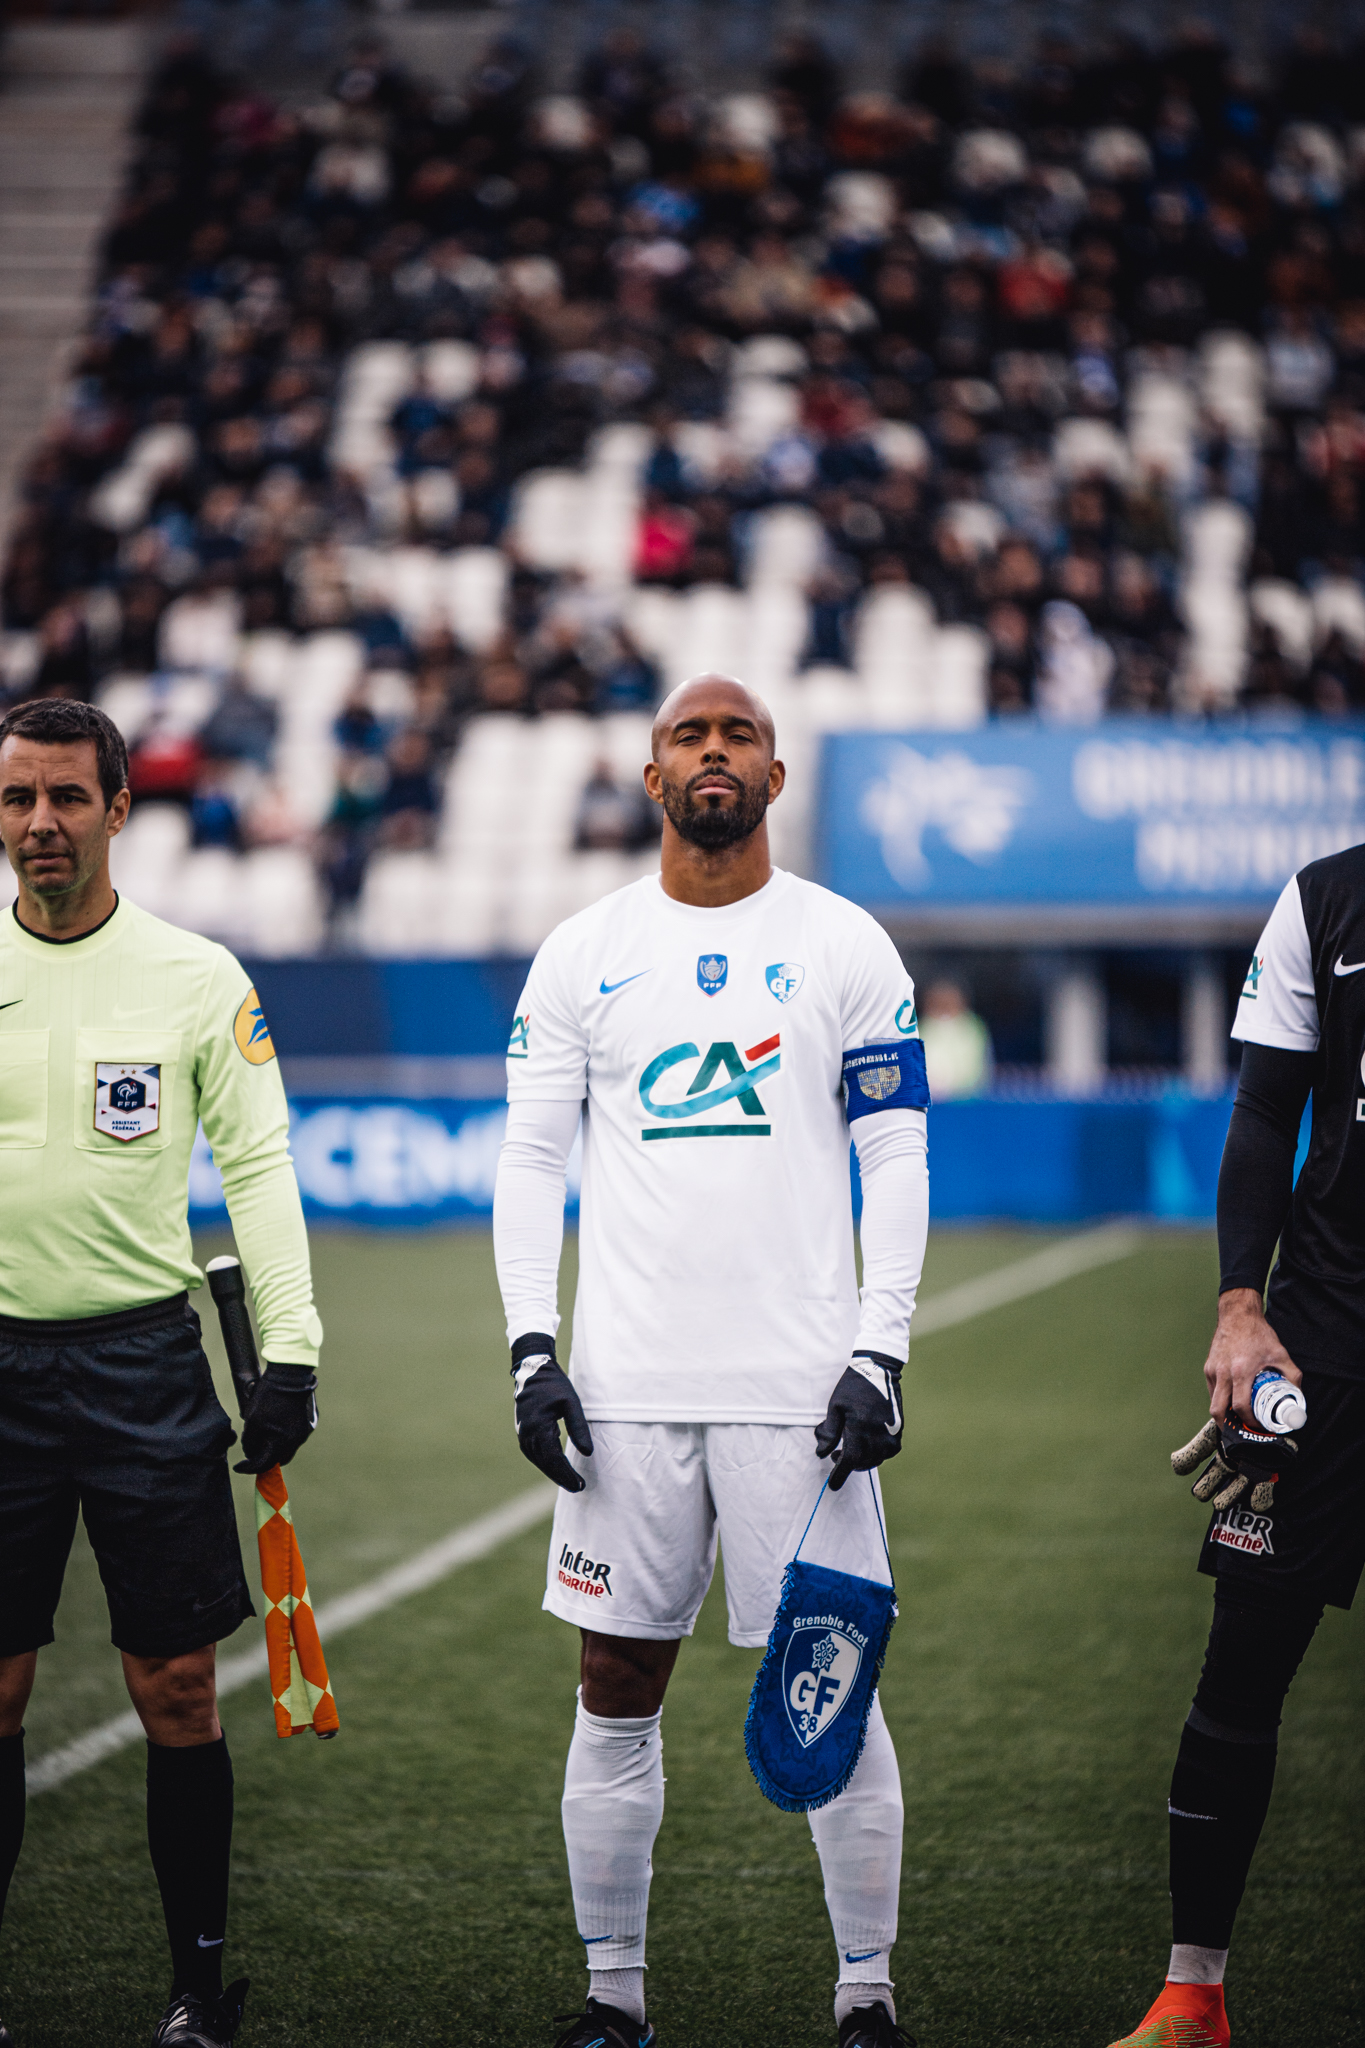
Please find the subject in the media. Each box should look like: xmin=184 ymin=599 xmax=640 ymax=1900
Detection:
xmin=206 ymin=1254 xmax=339 ymax=1740
xmin=254 ymin=1464 xmax=339 ymax=1740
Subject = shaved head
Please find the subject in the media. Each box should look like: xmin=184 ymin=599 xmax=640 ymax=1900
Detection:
xmin=644 ymin=670 xmax=783 ymax=862
xmin=650 ymin=673 xmax=776 ymax=760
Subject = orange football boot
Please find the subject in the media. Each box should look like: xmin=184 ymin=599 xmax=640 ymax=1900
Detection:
xmin=1107 ymin=1980 xmax=1230 ymax=2048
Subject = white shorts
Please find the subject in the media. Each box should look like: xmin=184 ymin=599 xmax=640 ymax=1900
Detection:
xmin=543 ymin=1422 xmax=892 ymax=1648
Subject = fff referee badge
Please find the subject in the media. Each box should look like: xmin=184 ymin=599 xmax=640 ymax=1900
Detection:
xmin=94 ymin=1063 xmax=161 ymax=1142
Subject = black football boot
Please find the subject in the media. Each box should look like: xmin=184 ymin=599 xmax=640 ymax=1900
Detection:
xmin=551 ymin=1996 xmax=656 ymax=2048
xmin=838 ymin=2000 xmax=917 ymax=2048
xmin=152 ymin=1978 xmax=249 ymax=2046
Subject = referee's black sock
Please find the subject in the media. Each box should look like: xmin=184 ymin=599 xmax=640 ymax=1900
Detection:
xmin=0 ymin=1732 xmax=24 ymax=1931
xmin=146 ymin=1734 xmax=234 ymax=1999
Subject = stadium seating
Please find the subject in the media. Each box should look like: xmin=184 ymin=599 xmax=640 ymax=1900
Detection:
xmin=4 ymin=24 xmax=1365 ymax=952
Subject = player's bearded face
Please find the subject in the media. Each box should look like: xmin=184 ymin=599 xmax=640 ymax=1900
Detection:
xmin=658 ymin=761 xmax=771 ymax=850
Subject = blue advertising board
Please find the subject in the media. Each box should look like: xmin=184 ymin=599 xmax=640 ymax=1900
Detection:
xmin=190 ymin=1099 xmax=548 ymax=1227
xmin=188 ymin=1091 xmax=1240 ymax=1227
xmin=819 ymin=720 xmax=1365 ymax=910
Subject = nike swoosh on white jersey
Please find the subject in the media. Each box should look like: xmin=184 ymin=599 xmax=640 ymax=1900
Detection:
xmin=1333 ymin=956 xmax=1365 ymax=976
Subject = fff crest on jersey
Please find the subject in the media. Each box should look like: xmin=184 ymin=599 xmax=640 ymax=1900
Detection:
xmin=697 ymin=953 xmax=728 ymax=996
xmin=765 ymin=962 xmax=805 ymax=1004
xmin=781 ymin=1623 xmax=863 ymax=1749
xmin=94 ymin=1062 xmax=161 ymax=1142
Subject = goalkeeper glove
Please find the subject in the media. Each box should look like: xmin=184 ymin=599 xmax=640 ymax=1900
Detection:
xmin=233 ymin=1362 xmax=318 ymax=1473
xmin=1172 ymin=1415 xmax=1298 ymax=1513
xmin=814 ymin=1351 xmax=903 ymax=1492
xmin=511 ymin=1332 xmax=593 ymax=1493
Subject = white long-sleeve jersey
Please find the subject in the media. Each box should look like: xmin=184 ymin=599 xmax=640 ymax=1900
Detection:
xmin=493 ymin=868 xmax=929 ymax=1424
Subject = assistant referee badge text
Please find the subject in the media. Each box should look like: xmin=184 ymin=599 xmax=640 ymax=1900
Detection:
xmin=94 ymin=1063 xmax=161 ymax=1141
xmin=233 ymin=988 xmax=277 ymax=1065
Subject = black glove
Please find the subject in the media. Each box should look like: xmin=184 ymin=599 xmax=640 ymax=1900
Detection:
xmin=814 ymin=1350 xmax=904 ymax=1492
xmin=1171 ymin=1415 xmax=1299 ymax=1513
xmin=512 ymin=1332 xmax=593 ymax=1493
xmin=233 ymin=1362 xmax=318 ymax=1474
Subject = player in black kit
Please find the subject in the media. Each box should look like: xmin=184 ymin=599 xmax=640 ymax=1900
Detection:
xmin=1107 ymin=845 xmax=1365 ymax=2048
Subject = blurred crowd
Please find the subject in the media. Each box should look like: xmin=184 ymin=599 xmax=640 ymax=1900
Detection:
xmin=6 ymin=22 xmax=1365 ymax=916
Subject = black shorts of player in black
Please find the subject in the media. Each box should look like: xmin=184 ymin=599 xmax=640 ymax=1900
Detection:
xmin=0 ymin=1297 xmax=254 ymax=2028
xmin=1132 ymin=844 xmax=1365 ymax=2037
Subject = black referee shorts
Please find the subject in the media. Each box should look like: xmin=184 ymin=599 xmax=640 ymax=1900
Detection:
xmin=0 ymin=1294 xmax=255 ymax=1661
xmin=1198 ymin=1369 xmax=1365 ymax=1611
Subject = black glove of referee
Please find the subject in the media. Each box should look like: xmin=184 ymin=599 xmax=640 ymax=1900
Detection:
xmin=512 ymin=1332 xmax=593 ymax=1493
xmin=233 ymin=1362 xmax=318 ymax=1474
xmin=814 ymin=1351 xmax=904 ymax=1492
xmin=1171 ymin=1415 xmax=1298 ymax=1514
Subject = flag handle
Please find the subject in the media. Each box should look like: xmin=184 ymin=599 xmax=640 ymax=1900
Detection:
xmin=205 ymin=1256 xmax=261 ymax=1418
xmin=204 ymin=1255 xmax=339 ymax=1741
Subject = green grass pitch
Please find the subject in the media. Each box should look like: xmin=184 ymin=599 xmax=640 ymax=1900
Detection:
xmin=2 ymin=1227 xmax=1360 ymax=2046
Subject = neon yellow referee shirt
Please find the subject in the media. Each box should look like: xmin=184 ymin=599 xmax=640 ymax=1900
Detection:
xmin=0 ymin=893 xmax=322 ymax=1364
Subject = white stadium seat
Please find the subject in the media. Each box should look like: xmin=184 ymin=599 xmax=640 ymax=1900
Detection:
xmin=1250 ymin=579 xmax=1314 ymax=670
xmin=243 ymin=847 xmax=326 ymax=957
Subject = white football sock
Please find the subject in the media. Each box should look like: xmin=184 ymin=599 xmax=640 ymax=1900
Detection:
xmin=808 ymin=1695 xmax=902 ymax=2021
xmin=835 ymin=1981 xmax=896 ymax=2026
xmin=561 ymin=1690 xmax=664 ymax=1986
xmin=1168 ymin=1944 xmax=1228 ymax=1985
xmin=589 ymin=1967 xmax=646 ymax=2023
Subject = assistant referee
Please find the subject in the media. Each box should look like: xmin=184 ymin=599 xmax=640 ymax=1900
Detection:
xmin=1109 ymin=844 xmax=1365 ymax=2048
xmin=0 ymin=700 xmax=322 ymax=2048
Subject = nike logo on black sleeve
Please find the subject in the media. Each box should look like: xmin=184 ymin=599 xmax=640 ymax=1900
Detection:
xmin=1333 ymin=956 xmax=1365 ymax=976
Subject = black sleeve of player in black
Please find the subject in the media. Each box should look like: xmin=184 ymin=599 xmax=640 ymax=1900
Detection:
xmin=1216 ymin=1043 xmax=1317 ymax=1297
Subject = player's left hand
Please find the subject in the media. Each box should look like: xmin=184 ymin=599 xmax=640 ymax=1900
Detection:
xmin=814 ymin=1351 xmax=903 ymax=1491
xmin=1171 ymin=1414 xmax=1298 ymax=1513
xmin=233 ymin=1362 xmax=319 ymax=1473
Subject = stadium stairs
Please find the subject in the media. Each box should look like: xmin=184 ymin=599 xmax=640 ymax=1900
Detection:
xmin=0 ymin=21 xmax=152 ymax=559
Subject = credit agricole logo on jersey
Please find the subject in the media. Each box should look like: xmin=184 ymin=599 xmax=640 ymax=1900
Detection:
xmin=638 ymin=1033 xmax=781 ymax=1139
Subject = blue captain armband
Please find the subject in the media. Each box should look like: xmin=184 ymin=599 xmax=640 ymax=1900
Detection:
xmin=841 ymin=1040 xmax=930 ymax=1121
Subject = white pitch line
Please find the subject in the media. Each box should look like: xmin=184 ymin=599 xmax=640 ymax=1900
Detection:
xmin=910 ymin=1220 xmax=1143 ymax=1341
xmin=27 ymin=1483 xmax=555 ymax=1797
xmin=28 ymin=1222 xmax=1143 ymax=1797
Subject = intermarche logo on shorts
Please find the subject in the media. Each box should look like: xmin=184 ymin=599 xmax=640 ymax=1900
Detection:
xmin=1210 ymin=1507 xmax=1275 ymax=1557
xmin=557 ymin=1545 xmax=614 ymax=1599
xmin=637 ymin=1035 xmax=780 ymax=1140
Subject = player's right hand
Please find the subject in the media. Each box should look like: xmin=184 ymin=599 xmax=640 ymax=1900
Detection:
xmin=511 ymin=1332 xmax=593 ymax=1492
xmin=1202 ymin=1287 xmax=1302 ymax=1428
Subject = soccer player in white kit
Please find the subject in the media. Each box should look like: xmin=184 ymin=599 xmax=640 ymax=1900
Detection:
xmin=493 ymin=675 xmax=929 ymax=2048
